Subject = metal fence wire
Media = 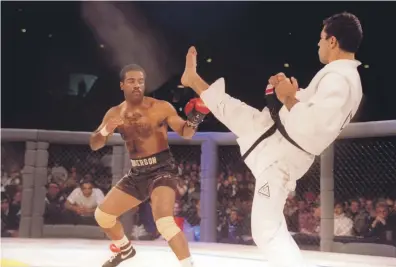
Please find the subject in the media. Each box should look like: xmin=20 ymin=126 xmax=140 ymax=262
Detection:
xmin=334 ymin=136 xmax=396 ymax=201
xmin=333 ymin=136 xmax=396 ymax=238
xmin=169 ymin=144 xmax=202 ymax=239
xmin=44 ymin=144 xmax=112 ymax=226
xmin=47 ymin=144 xmax=113 ymax=192
xmin=217 ymin=145 xmax=322 ymax=248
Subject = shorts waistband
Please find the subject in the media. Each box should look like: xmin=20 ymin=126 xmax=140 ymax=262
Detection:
xmin=130 ymin=149 xmax=172 ymax=168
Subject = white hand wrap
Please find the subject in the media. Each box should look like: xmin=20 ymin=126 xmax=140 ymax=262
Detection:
xmin=100 ymin=127 xmax=110 ymax=137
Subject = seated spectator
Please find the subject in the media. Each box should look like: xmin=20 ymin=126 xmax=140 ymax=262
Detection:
xmin=365 ymin=198 xmax=376 ymax=218
xmin=1 ymin=194 xmax=20 ymax=237
xmin=220 ymin=209 xmax=243 ymax=244
xmin=218 ymin=179 xmax=233 ymax=201
xmin=50 ymin=162 xmax=68 ymax=185
xmin=2 ymin=164 xmax=22 ymax=187
xmin=299 ymin=202 xmax=319 ymax=235
xmin=64 ymin=179 xmax=104 ymax=225
xmin=44 ymin=182 xmax=66 ymax=224
xmin=334 ymin=202 xmax=354 ymax=236
xmin=365 ymin=202 xmax=391 ymax=240
xmin=346 ymin=199 xmax=368 ymax=236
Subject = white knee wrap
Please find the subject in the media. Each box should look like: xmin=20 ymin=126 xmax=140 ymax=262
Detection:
xmin=94 ymin=208 xmax=117 ymax=228
xmin=155 ymin=216 xmax=181 ymax=241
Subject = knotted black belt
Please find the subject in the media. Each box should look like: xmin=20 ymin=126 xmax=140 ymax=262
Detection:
xmin=241 ymin=88 xmax=308 ymax=161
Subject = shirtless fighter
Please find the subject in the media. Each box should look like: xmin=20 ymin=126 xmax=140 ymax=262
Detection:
xmin=90 ymin=64 xmax=209 ymax=267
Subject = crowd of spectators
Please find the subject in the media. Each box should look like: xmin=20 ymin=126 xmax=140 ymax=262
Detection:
xmin=1 ymin=144 xmax=395 ymax=247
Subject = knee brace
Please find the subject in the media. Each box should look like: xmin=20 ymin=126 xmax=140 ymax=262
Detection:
xmin=94 ymin=208 xmax=117 ymax=228
xmin=155 ymin=216 xmax=181 ymax=241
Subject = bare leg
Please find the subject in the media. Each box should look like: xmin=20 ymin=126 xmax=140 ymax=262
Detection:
xmin=151 ymin=186 xmax=192 ymax=262
xmin=96 ymin=187 xmax=141 ymax=240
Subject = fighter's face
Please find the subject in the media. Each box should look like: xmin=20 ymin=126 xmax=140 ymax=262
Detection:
xmin=120 ymin=70 xmax=145 ymax=103
xmin=318 ymin=28 xmax=337 ymax=64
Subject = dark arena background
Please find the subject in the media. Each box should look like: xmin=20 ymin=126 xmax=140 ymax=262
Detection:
xmin=1 ymin=2 xmax=396 ymax=267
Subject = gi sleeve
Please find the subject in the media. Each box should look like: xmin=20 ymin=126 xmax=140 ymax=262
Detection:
xmin=285 ymin=73 xmax=351 ymax=155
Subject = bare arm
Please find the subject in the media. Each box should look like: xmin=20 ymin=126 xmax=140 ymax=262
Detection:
xmin=89 ymin=107 xmax=121 ymax=151
xmin=64 ymin=200 xmax=80 ymax=213
xmin=163 ymin=102 xmax=196 ymax=139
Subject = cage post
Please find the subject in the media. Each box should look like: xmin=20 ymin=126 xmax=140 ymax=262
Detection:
xmin=320 ymin=144 xmax=334 ymax=252
xmin=200 ymin=138 xmax=218 ymax=242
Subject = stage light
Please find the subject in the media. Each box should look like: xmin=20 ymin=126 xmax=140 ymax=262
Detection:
xmin=284 ymin=63 xmax=290 ymax=68
xmin=21 ymin=28 xmax=26 ymax=33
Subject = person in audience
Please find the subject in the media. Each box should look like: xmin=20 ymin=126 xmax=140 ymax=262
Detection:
xmin=365 ymin=202 xmax=391 ymax=240
xmin=299 ymin=201 xmax=317 ymax=235
xmin=346 ymin=198 xmax=368 ymax=236
xmin=50 ymin=162 xmax=68 ymax=185
xmin=221 ymin=209 xmax=243 ymax=244
xmin=1 ymin=194 xmax=20 ymax=237
xmin=44 ymin=182 xmax=66 ymax=224
xmin=334 ymin=202 xmax=354 ymax=236
xmin=64 ymin=179 xmax=104 ymax=225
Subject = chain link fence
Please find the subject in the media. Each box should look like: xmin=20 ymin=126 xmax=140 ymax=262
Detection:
xmin=168 ymin=144 xmax=202 ymax=241
xmin=1 ymin=141 xmax=26 ymax=237
xmin=216 ymin=145 xmax=322 ymax=248
xmin=44 ymin=144 xmax=112 ymax=226
xmin=333 ymin=136 xmax=396 ymax=240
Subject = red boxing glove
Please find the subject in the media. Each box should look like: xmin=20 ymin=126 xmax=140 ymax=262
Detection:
xmin=184 ymin=98 xmax=210 ymax=128
xmin=184 ymin=98 xmax=210 ymax=115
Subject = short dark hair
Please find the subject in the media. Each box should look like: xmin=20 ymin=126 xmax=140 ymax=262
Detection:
xmin=119 ymin=64 xmax=146 ymax=82
xmin=334 ymin=201 xmax=345 ymax=208
xmin=323 ymin=12 xmax=363 ymax=53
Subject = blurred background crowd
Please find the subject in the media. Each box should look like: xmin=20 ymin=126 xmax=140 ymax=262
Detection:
xmin=2 ymin=142 xmax=395 ymax=248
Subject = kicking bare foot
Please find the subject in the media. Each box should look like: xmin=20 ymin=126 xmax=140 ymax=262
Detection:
xmin=181 ymin=46 xmax=198 ymax=88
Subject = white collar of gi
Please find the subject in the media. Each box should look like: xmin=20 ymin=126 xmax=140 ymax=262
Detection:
xmin=325 ymin=59 xmax=362 ymax=69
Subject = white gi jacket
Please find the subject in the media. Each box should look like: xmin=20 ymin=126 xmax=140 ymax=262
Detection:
xmin=200 ymin=59 xmax=363 ymax=184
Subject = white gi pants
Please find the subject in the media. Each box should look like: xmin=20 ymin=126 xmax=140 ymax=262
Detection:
xmin=252 ymin=161 xmax=305 ymax=267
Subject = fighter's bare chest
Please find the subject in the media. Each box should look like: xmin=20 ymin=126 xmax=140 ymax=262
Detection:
xmin=117 ymin=109 xmax=165 ymax=139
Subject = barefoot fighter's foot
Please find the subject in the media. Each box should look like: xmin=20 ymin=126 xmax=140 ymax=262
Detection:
xmin=181 ymin=46 xmax=198 ymax=88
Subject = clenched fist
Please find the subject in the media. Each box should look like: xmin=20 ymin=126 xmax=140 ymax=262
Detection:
xmin=100 ymin=117 xmax=124 ymax=136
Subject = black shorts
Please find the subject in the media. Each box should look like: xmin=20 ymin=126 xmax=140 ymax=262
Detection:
xmin=115 ymin=149 xmax=179 ymax=202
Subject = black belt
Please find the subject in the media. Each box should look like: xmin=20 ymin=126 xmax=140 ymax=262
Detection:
xmin=241 ymin=97 xmax=309 ymax=161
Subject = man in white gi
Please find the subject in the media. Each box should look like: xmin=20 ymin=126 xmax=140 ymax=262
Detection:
xmin=180 ymin=12 xmax=363 ymax=267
